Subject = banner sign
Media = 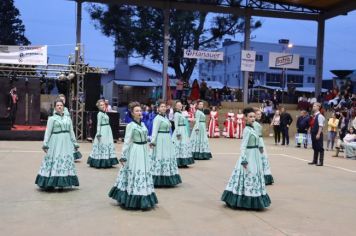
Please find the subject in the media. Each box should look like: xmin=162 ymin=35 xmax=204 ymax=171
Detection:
xmin=0 ymin=45 xmax=47 ymax=65
xmin=269 ymin=52 xmax=299 ymax=69
xmin=183 ymin=49 xmax=224 ymax=61
xmin=241 ymin=50 xmax=256 ymax=72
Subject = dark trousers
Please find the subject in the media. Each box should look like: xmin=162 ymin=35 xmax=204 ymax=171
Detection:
xmin=311 ymin=132 xmax=324 ymax=164
xmin=273 ymin=125 xmax=280 ymax=144
xmin=281 ymin=126 xmax=290 ymax=145
xmin=175 ymin=90 xmax=183 ymax=100
xmin=9 ymin=105 xmax=17 ymax=126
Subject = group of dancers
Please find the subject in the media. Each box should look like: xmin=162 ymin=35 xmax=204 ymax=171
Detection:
xmin=207 ymin=108 xmax=246 ymax=139
xmin=35 ymin=96 xmax=273 ymax=211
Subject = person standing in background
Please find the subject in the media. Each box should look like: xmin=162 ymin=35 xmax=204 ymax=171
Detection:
xmin=7 ymin=86 xmax=19 ymax=128
xmin=280 ymin=107 xmax=293 ymax=146
xmin=271 ymin=110 xmax=281 ymax=145
xmin=296 ymin=110 xmax=310 ymax=148
xmin=326 ymin=113 xmax=339 ymax=151
xmin=175 ymin=78 xmax=184 ymax=100
xmin=308 ymin=103 xmax=325 ymax=166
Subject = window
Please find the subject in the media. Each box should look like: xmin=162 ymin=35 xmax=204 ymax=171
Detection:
xmin=266 ymin=73 xmax=282 ymax=87
xmin=307 ymin=76 xmax=315 ymax=83
xmin=256 ymin=54 xmax=263 ymax=62
xmin=299 ymin=57 xmax=304 ymax=71
xmin=308 ymin=58 xmax=316 ymax=65
xmin=287 ymin=75 xmax=303 ymax=87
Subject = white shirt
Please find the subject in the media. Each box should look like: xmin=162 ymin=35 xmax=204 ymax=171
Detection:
xmin=314 ymin=112 xmax=325 ymax=127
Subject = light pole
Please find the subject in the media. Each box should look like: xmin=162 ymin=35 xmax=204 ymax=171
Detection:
xmin=278 ymin=39 xmax=293 ymax=104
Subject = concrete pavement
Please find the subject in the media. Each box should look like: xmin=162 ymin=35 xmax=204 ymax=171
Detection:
xmin=1 ymin=138 xmax=356 ymax=236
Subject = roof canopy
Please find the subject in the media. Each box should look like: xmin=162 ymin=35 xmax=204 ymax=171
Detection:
xmin=78 ymin=0 xmax=356 ymax=20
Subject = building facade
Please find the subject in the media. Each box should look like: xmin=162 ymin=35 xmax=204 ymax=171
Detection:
xmin=199 ymin=40 xmax=317 ymax=89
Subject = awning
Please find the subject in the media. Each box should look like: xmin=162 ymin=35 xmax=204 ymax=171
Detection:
xmin=114 ymin=80 xmax=157 ymax=87
xmin=255 ymin=85 xmax=327 ymax=93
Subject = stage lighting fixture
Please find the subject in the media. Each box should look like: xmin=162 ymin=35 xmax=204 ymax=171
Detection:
xmin=58 ymin=73 xmax=67 ymax=81
xmin=67 ymin=72 xmax=76 ymax=80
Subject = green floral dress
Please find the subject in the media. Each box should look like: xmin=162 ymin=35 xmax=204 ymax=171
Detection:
xmin=150 ymin=114 xmax=182 ymax=186
xmin=190 ymin=109 xmax=212 ymax=160
xmin=221 ymin=124 xmax=271 ymax=210
xmin=253 ymin=121 xmax=274 ymax=185
xmin=52 ymin=107 xmax=82 ymax=160
xmin=172 ymin=112 xmax=195 ymax=167
xmin=87 ymin=111 xmax=119 ymax=168
xmin=35 ymin=113 xmax=80 ymax=189
xmin=108 ymin=121 xmax=158 ymax=209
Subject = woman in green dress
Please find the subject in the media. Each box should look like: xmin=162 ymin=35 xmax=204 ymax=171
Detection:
xmin=221 ymin=107 xmax=271 ymax=210
xmin=109 ymin=102 xmax=158 ymax=210
xmin=172 ymin=101 xmax=195 ymax=168
xmin=150 ymin=100 xmax=182 ymax=186
xmin=190 ymin=100 xmax=212 ymax=160
xmin=35 ymin=99 xmax=80 ymax=189
xmin=87 ymin=99 xmax=119 ymax=168
xmin=254 ymin=108 xmax=274 ymax=185
xmin=54 ymin=94 xmax=82 ymax=161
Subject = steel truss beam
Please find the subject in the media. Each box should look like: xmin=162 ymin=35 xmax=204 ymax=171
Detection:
xmin=0 ymin=63 xmax=107 ymax=140
xmin=81 ymin=0 xmax=320 ymax=21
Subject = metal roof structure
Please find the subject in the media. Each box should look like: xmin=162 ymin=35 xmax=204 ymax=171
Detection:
xmin=71 ymin=0 xmax=356 ymax=103
xmin=78 ymin=0 xmax=356 ymax=20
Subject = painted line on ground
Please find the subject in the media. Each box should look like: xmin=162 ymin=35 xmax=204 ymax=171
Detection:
xmin=274 ymin=153 xmax=356 ymax=174
xmin=214 ymin=152 xmax=356 ymax=174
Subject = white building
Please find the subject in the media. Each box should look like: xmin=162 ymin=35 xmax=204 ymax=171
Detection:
xmin=199 ymin=39 xmax=317 ymax=89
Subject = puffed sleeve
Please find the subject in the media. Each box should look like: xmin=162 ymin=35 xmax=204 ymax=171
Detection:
xmin=240 ymin=128 xmax=250 ymax=165
xmin=121 ymin=123 xmax=133 ymax=162
xmin=96 ymin=112 xmax=102 ymax=137
xmin=43 ymin=117 xmax=54 ymax=150
xmin=150 ymin=116 xmax=161 ymax=145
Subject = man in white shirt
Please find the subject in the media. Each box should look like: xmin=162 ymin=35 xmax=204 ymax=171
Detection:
xmin=308 ymin=102 xmax=325 ymax=166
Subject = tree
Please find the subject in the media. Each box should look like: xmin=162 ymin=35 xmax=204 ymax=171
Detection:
xmin=89 ymin=1 xmax=261 ymax=81
xmin=0 ymin=0 xmax=30 ymax=45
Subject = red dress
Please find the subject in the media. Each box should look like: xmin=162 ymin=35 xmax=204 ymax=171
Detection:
xmin=208 ymin=111 xmax=220 ymax=138
xmin=223 ymin=112 xmax=236 ymax=138
xmin=235 ymin=113 xmax=245 ymax=139
xmin=190 ymin=83 xmax=200 ymax=101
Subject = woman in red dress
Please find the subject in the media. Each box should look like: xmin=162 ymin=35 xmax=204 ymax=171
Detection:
xmin=223 ymin=110 xmax=236 ymax=138
xmin=235 ymin=109 xmax=245 ymax=139
xmin=208 ymin=106 xmax=220 ymax=138
xmin=190 ymin=79 xmax=200 ymax=101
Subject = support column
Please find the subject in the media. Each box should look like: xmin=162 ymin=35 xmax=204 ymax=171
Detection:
xmin=315 ymin=16 xmax=325 ymax=99
xmin=74 ymin=0 xmax=84 ymax=141
xmin=243 ymin=13 xmax=251 ymax=105
xmin=75 ymin=0 xmax=82 ymax=64
xmin=162 ymin=8 xmax=170 ymax=101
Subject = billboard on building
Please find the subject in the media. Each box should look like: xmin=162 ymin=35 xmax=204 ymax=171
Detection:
xmin=183 ymin=49 xmax=224 ymax=61
xmin=269 ymin=52 xmax=299 ymax=69
xmin=0 ymin=45 xmax=47 ymax=65
xmin=241 ymin=50 xmax=256 ymax=72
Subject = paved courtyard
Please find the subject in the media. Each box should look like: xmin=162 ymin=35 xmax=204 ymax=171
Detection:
xmin=1 ymin=138 xmax=356 ymax=236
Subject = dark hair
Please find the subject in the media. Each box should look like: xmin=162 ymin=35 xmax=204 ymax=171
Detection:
xmin=196 ymin=100 xmax=204 ymax=105
xmin=174 ymin=100 xmax=182 ymax=112
xmin=128 ymin=101 xmax=141 ymax=118
xmin=157 ymin=99 xmax=166 ymax=107
xmin=54 ymin=99 xmax=65 ymax=107
xmin=243 ymin=107 xmax=255 ymax=116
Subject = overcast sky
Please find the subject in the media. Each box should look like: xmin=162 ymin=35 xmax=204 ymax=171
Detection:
xmin=14 ymin=0 xmax=356 ymax=79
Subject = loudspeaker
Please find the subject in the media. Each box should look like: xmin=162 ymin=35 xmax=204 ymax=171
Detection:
xmin=85 ymin=73 xmax=101 ymax=111
xmin=0 ymin=117 xmax=11 ymax=130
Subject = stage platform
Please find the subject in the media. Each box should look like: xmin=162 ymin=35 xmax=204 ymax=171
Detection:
xmin=0 ymin=125 xmax=45 ymax=141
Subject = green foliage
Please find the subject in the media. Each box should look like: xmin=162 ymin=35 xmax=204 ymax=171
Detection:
xmin=89 ymin=1 xmax=261 ymax=81
xmin=0 ymin=0 xmax=30 ymax=45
